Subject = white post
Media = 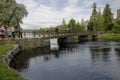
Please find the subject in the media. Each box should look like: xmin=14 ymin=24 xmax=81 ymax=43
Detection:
xmin=50 ymin=38 xmax=59 ymax=50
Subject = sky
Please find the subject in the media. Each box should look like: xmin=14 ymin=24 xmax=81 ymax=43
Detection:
xmin=16 ymin=0 xmax=120 ymax=29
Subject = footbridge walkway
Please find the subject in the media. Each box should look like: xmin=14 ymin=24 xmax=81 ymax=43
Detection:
xmin=0 ymin=30 xmax=102 ymax=49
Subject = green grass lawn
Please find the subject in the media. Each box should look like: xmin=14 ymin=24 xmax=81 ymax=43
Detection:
xmin=0 ymin=44 xmax=25 ymax=80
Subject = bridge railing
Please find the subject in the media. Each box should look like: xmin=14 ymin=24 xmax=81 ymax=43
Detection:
xmin=3 ymin=30 xmax=98 ymax=39
xmin=23 ymin=30 xmax=81 ymax=38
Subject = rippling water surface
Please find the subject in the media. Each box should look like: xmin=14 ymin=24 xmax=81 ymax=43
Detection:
xmin=10 ymin=41 xmax=120 ymax=80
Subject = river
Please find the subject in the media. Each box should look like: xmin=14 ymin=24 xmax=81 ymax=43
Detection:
xmin=10 ymin=41 xmax=120 ymax=80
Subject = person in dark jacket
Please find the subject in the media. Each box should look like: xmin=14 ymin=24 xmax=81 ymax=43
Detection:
xmin=18 ymin=27 xmax=23 ymax=38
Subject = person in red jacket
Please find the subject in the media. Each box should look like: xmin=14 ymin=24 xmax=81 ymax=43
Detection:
xmin=0 ymin=25 xmax=5 ymax=39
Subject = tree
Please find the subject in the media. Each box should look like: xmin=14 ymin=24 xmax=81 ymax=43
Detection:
xmin=75 ymin=21 xmax=83 ymax=30
xmin=96 ymin=7 xmax=104 ymax=31
xmin=112 ymin=22 xmax=120 ymax=33
xmin=0 ymin=0 xmax=15 ymax=24
xmin=88 ymin=3 xmax=98 ymax=31
xmin=62 ymin=18 xmax=66 ymax=26
xmin=81 ymin=18 xmax=85 ymax=27
xmin=0 ymin=0 xmax=28 ymax=28
xmin=88 ymin=16 xmax=93 ymax=31
xmin=9 ymin=4 xmax=28 ymax=28
xmin=112 ymin=16 xmax=120 ymax=33
xmin=103 ymin=4 xmax=113 ymax=31
xmin=68 ymin=18 xmax=76 ymax=29
xmin=58 ymin=19 xmax=68 ymax=30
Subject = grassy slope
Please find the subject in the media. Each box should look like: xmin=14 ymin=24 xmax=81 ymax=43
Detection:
xmin=0 ymin=44 xmax=13 ymax=59
xmin=0 ymin=44 xmax=25 ymax=80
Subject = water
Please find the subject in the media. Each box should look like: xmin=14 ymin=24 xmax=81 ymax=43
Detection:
xmin=10 ymin=41 xmax=120 ymax=80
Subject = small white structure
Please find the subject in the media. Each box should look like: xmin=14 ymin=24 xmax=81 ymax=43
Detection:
xmin=50 ymin=38 xmax=59 ymax=50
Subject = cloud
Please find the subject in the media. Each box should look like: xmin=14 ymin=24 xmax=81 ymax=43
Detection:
xmin=16 ymin=0 xmax=90 ymax=29
xmin=112 ymin=0 xmax=120 ymax=8
xmin=16 ymin=0 xmax=119 ymax=29
xmin=16 ymin=0 xmax=37 ymax=10
xmin=68 ymin=0 xmax=78 ymax=7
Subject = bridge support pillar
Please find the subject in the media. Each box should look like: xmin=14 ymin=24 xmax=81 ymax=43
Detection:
xmin=50 ymin=38 xmax=59 ymax=50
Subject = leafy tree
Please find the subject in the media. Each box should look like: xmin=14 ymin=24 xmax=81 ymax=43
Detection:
xmin=112 ymin=22 xmax=120 ymax=33
xmin=58 ymin=25 xmax=68 ymax=30
xmin=0 ymin=0 xmax=16 ymax=25
xmin=68 ymin=18 xmax=76 ymax=29
xmin=112 ymin=16 xmax=120 ymax=33
xmin=0 ymin=0 xmax=28 ymax=28
xmin=103 ymin=4 xmax=113 ymax=31
xmin=59 ymin=18 xmax=84 ymax=31
xmin=9 ymin=4 xmax=28 ymax=28
xmin=75 ymin=21 xmax=84 ymax=30
xmin=58 ymin=19 xmax=68 ymax=30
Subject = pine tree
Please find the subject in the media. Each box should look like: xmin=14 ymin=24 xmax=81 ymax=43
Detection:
xmin=81 ymin=18 xmax=85 ymax=27
xmin=62 ymin=18 xmax=66 ymax=25
xmin=103 ymin=4 xmax=113 ymax=31
xmin=88 ymin=3 xmax=98 ymax=31
xmin=96 ymin=7 xmax=104 ymax=31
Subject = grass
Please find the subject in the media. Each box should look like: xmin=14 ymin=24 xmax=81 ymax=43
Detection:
xmin=101 ymin=33 xmax=120 ymax=41
xmin=0 ymin=44 xmax=25 ymax=80
xmin=0 ymin=44 xmax=13 ymax=59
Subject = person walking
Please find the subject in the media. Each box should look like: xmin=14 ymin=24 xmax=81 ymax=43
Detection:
xmin=11 ymin=26 xmax=15 ymax=38
xmin=0 ymin=25 xmax=5 ymax=39
xmin=18 ymin=27 xmax=23 ymax=38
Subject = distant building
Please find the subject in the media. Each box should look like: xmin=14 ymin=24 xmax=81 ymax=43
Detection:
xmin=117 ymin=9 xmax=120 ymax=19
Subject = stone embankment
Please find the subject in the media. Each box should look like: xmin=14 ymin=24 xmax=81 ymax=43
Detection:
xmin=0 ymin=38 xmax=50 ymax=49
xmin=3 ymin=44 xmax=19 ymax=66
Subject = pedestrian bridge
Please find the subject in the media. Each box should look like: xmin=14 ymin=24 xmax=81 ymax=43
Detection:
xmin=0 ymin=30 xmax=102 ymax=49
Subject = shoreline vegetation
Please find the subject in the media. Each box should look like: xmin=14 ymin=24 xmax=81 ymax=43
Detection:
xmin=101 ymin=33 xmax=120 ymax=41
xmin=0 ymin=44 xmax=25 ymax=80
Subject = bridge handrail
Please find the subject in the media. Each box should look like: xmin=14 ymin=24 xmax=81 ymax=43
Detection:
xmin=4 ymin=29 xmax=98 ymax=39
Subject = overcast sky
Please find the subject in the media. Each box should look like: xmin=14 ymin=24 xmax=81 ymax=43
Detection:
xmin=16 ymin=0 xmax=120 ymax=29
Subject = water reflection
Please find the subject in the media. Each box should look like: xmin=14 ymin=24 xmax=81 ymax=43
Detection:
xmin=115 ymin=48 xmax=120 ymax=62
xmin=10 ymin=44 xmax=76 ymax=72
xmin=10 ymin=42 xmax=120 ymax=80
xmin=90 ymin=46 xmax=111 ymax=62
